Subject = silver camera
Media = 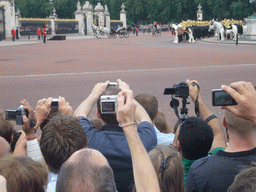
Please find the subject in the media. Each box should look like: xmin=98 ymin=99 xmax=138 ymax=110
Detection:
xmin=100 ymin=95 xmax=118 ymax=114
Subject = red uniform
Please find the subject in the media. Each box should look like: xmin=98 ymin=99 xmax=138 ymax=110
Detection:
xmin=11 ymin=29 xmax=16 ymax=37
xmin=11 ymin=28 xmax=16 ymax=41
xmin=37 ymin=28 xmax=41 ymax=36
xmin=43 ymin=28 xmax=47 ymax=36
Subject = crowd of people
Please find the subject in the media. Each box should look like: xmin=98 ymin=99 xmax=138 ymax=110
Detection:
xmin=0 ymin=79 xmax=256 ymax=192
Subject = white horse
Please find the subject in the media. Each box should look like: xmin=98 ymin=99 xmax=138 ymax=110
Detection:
xmin=225 ymin=25 xmax=238 ymax=40
xmin=170 ymin=23 xmax=194 ymax=43
xmin=150 ymin=24 xmax=161 ymax=37
xmin=91 ymin=24 xmax=110 ymax=38
xmin=209 ymin=21 xmax=225 ymax=41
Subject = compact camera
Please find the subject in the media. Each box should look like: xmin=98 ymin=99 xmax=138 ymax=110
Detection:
xmin=212 ymin=89 xmax=237 ymax=106
xmin=107 ymin=82 xmax=118 ymax=88
xmin=164 ymin=81 xmax=189 ymax=98
xmin=51 ymin=98 xmax=59 ymax=108
xmin=5 ymin=105 xmax=28 ymax=125
xmin=100 ymin=95 xmax=118 ymax=114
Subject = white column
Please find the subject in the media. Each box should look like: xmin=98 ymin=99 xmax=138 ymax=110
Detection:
xmin=3 ymin=0 xmax=16 ymax=38
xmin=75 ymin=12 xmax=84 ymax=35
xmin=120 ymin=3 xmax=127 ymax=28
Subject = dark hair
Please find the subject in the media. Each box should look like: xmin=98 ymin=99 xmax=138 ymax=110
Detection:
xmin=134 ymin=92 xmax=158 ymax=121
xmin=40 ymin=114 xmax=88 ymax=173
xmin=56 ymin=149 xmax=116 ymax=192
xmin=229 ymin=164 xmax=256 ymax=192
xmin=96 ymin=87 xmax=121 ymax=125
xmin=40 ymin=108 xmax=59 ymax=131
xmin=0 ymin=112 xmax=14 ymax=144
xmin=0 ymin=155 xmax=48 ymax=192
xmin=178 ymin=117 xmax=213 ymax=160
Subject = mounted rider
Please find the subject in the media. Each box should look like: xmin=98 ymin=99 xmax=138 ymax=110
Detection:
xmin=98 ymin=21 xmax=103 ymax=32
xmin=153 ymin=20 xmax=158 ymax=30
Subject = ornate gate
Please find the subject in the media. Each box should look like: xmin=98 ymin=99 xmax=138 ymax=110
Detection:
xmin=0 ymin=6 xmax=5 ymax=39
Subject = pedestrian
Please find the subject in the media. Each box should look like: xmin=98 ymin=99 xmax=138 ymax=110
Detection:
xmin=11 ymin=28 xmax=15 ymax=41
xmin=37 ymin=27 xmax=41 ymax=40
xmin=43 ymin=28 xmax=47 ymax=43
xmin=136 ymin=24 xmax=139 ymax=36
xmin=16 ymin=27 xmax=19 ymax=39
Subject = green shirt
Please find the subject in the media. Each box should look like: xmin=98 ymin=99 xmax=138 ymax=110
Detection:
xmin=182 ymin=147 xmax=225 ymax=183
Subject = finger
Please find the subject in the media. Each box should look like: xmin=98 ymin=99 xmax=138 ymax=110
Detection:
xmin=124 ymin=90 xmax=134 ymax=106
xmin=58 ymin=96 xmax=65 ymax=106
xmin=221 ymin=85 xmax=241 ymax=102
xmin=22 ymin=115 xmax=30 ymax=128
xmin=117 ymin=91 xmax=125 ymax=110
xmin=229 ymin=81 xmax=247 ymax=95
xmin=45 ymin=97 xmax=53 ymax=108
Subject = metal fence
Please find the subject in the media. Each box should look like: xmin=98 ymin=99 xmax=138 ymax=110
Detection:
xmin=55 ymin=19 xmax=78 ymax=34
xmin=19 ymin=19 xmax=51 ymax=36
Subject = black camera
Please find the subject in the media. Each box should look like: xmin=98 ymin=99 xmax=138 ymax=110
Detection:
xmin=5 ymin=105 xmax=28 ymax=125
xmin=212 ymin=89 xmax=237 ymax=106
xmin=51 ymin=98 xmax=59 ymax=108
xmin=164 ymin=81 xmax=189 ymax=98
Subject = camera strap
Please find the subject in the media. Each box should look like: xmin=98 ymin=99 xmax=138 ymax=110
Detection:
xmin=193 ymin=82 xmax=200 ymax=118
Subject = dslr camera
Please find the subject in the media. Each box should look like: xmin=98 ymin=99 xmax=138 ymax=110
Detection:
xmin=5 ymin=105 xmax=28 ymax=125
xmin=164 ymin=81 xmax=189 ymax=98
xmin=100 ymin=95 xmax=118 ymax=114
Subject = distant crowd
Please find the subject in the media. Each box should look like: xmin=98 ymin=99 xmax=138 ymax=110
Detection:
xmin=1 ymin=79 xmax=256 ymax=192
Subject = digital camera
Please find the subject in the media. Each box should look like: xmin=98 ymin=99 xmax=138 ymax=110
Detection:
xmin=164 ymin=81 xmax=189 ymax=98
xmin=100 ymin=95 xmax=118 ymax=114
xmin=212 ymin=89 xmax=237 ymax=106
xmin=51 ymin=98 xmax=59 ymax=108
xmin=5 ymin=105 xmax=28 ymax=125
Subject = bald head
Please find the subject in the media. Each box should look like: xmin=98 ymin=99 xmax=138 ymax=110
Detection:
xmin=224 ymin=110 xmax=256 ymax=136
xmin=0 ymin=137 xmax=11 ymax=158
xmin=56 ymin=149 xmax=116 ymax=192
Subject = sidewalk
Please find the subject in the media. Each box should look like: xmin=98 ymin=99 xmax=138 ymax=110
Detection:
xmin=0 ymin=34 xmax=96 ymax=47
xmin=201 ymin=36 xmax=256 ymax=45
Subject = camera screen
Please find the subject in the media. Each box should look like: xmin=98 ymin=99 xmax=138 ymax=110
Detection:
xmin=5 ymin=111 xmax=16 ymax=120
xmin=212 ymin=90 xmax=237 ymax=106
xmin=102 ymin=102 xmax=115 ymax=112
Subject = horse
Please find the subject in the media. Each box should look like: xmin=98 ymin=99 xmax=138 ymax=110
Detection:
xmin=209 ymin=21 xmax=225 ymax=41
xmin=225 ymin=25 xmax=238 ymax=40
xmin=91 ymin=24 xmax=110 ymax=39
xmin=150 ymin=24 xmax=161 ymax=37
xmin=170 ymin=23 xmax=194 ymax=43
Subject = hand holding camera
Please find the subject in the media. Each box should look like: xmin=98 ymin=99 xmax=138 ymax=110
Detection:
xmin=34 ymin=97 xmax=53 ymax=129
xmin=221 ymin=81 xmax=256 ymax=123
xmin=116 ymin=89 xmax=136 ymax=127
xmin=58 ymin=96 xmax=73 ymax=115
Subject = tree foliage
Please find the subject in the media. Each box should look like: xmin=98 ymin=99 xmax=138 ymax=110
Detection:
xmin=16 ymin=0 xmax=254 ymax=23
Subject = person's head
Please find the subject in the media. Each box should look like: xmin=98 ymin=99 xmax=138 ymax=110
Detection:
xmin=223 ymin=110 xmax=256 ymax=138
xmin=0 ymin=137 xmax=11 ymax=158
xmin=153 ymin=110 xmax=170 ymax=133
xmin=90 ymin=118 xmax=103 ymax=130
xmin=0 ymin=155 xmax=48 ymax=192
xmin=178 ymin=117 xmax=213 ymax=160
xmin=229 ymin=164 xmax=256 ymax=192
xmin=0 ymin=112 xmax=14 ymax=144
xmin=40 ymin=113 xmax=88 ymax=173
xmin=134 ymin=92 xmax=158 ymax=121
xmin=96 ymin=86 xmax=122 ymax=125
xmin=56 ymin=148 xmax=116 ymax=192
xmin=149 ymin=145 xmax=185 ymax=192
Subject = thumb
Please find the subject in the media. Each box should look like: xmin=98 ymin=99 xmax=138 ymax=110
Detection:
xmin=22 ymin=115 xmax=29 ymax=128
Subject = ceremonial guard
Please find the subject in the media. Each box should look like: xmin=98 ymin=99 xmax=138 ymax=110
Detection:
xmin=43 ymin=28 xmax=47 ymax=43
xmin=37 ymin=28 xmax=41 ymax=40
xmin=11 ymin=28 xmax=16 ymax=41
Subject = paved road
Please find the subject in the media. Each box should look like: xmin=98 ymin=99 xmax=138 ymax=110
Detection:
xmin=1 ymin=32 xmax=256 ymax=133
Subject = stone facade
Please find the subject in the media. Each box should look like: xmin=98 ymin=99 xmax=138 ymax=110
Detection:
xmin=244 ymin=14 xmax=256 ymax=40
xmin=120 ymin=3 xmax=127 ymax=28
xmin=0 ymin=0 xmax=16 ymax=38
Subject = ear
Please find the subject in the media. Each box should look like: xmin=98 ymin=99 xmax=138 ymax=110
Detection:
xmin=96 ymin=108 xmax=101 ymax=119
xmin=155 ymin=110 xmax=159 ymax=118
xmin=10 ymin=135 xmax=13 ymax=144
xmin=177 ymin=140 xmax=182 ymax=153
xmin=222 ymin=116 xmax=227 ymax=128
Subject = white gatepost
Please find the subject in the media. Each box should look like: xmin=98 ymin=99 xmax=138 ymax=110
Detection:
xmin=49 ymin=7 xmax=57 ymax=37
xmin=75 ymin=0 xmax=84 ymax=35
xmin=120 ymin=3 xmax=127 ymax=28
xmin=197 ymin=3 xmax=203 ymax=21
xmin=83 ymin=1 xmax=94 ymax=35
xmin=104 ymin=5 xmax=110 ymax=29
xmin=95 ymin=2 xmax=104 ymax=26
xmin=2 ymin=0 xmax=16 ymax=38
xmin=15 ymin=8 xmax=21 ymax=36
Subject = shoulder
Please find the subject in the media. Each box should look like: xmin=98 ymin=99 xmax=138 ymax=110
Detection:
xmin=137 ymin=122 xmax=157 ymax=150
